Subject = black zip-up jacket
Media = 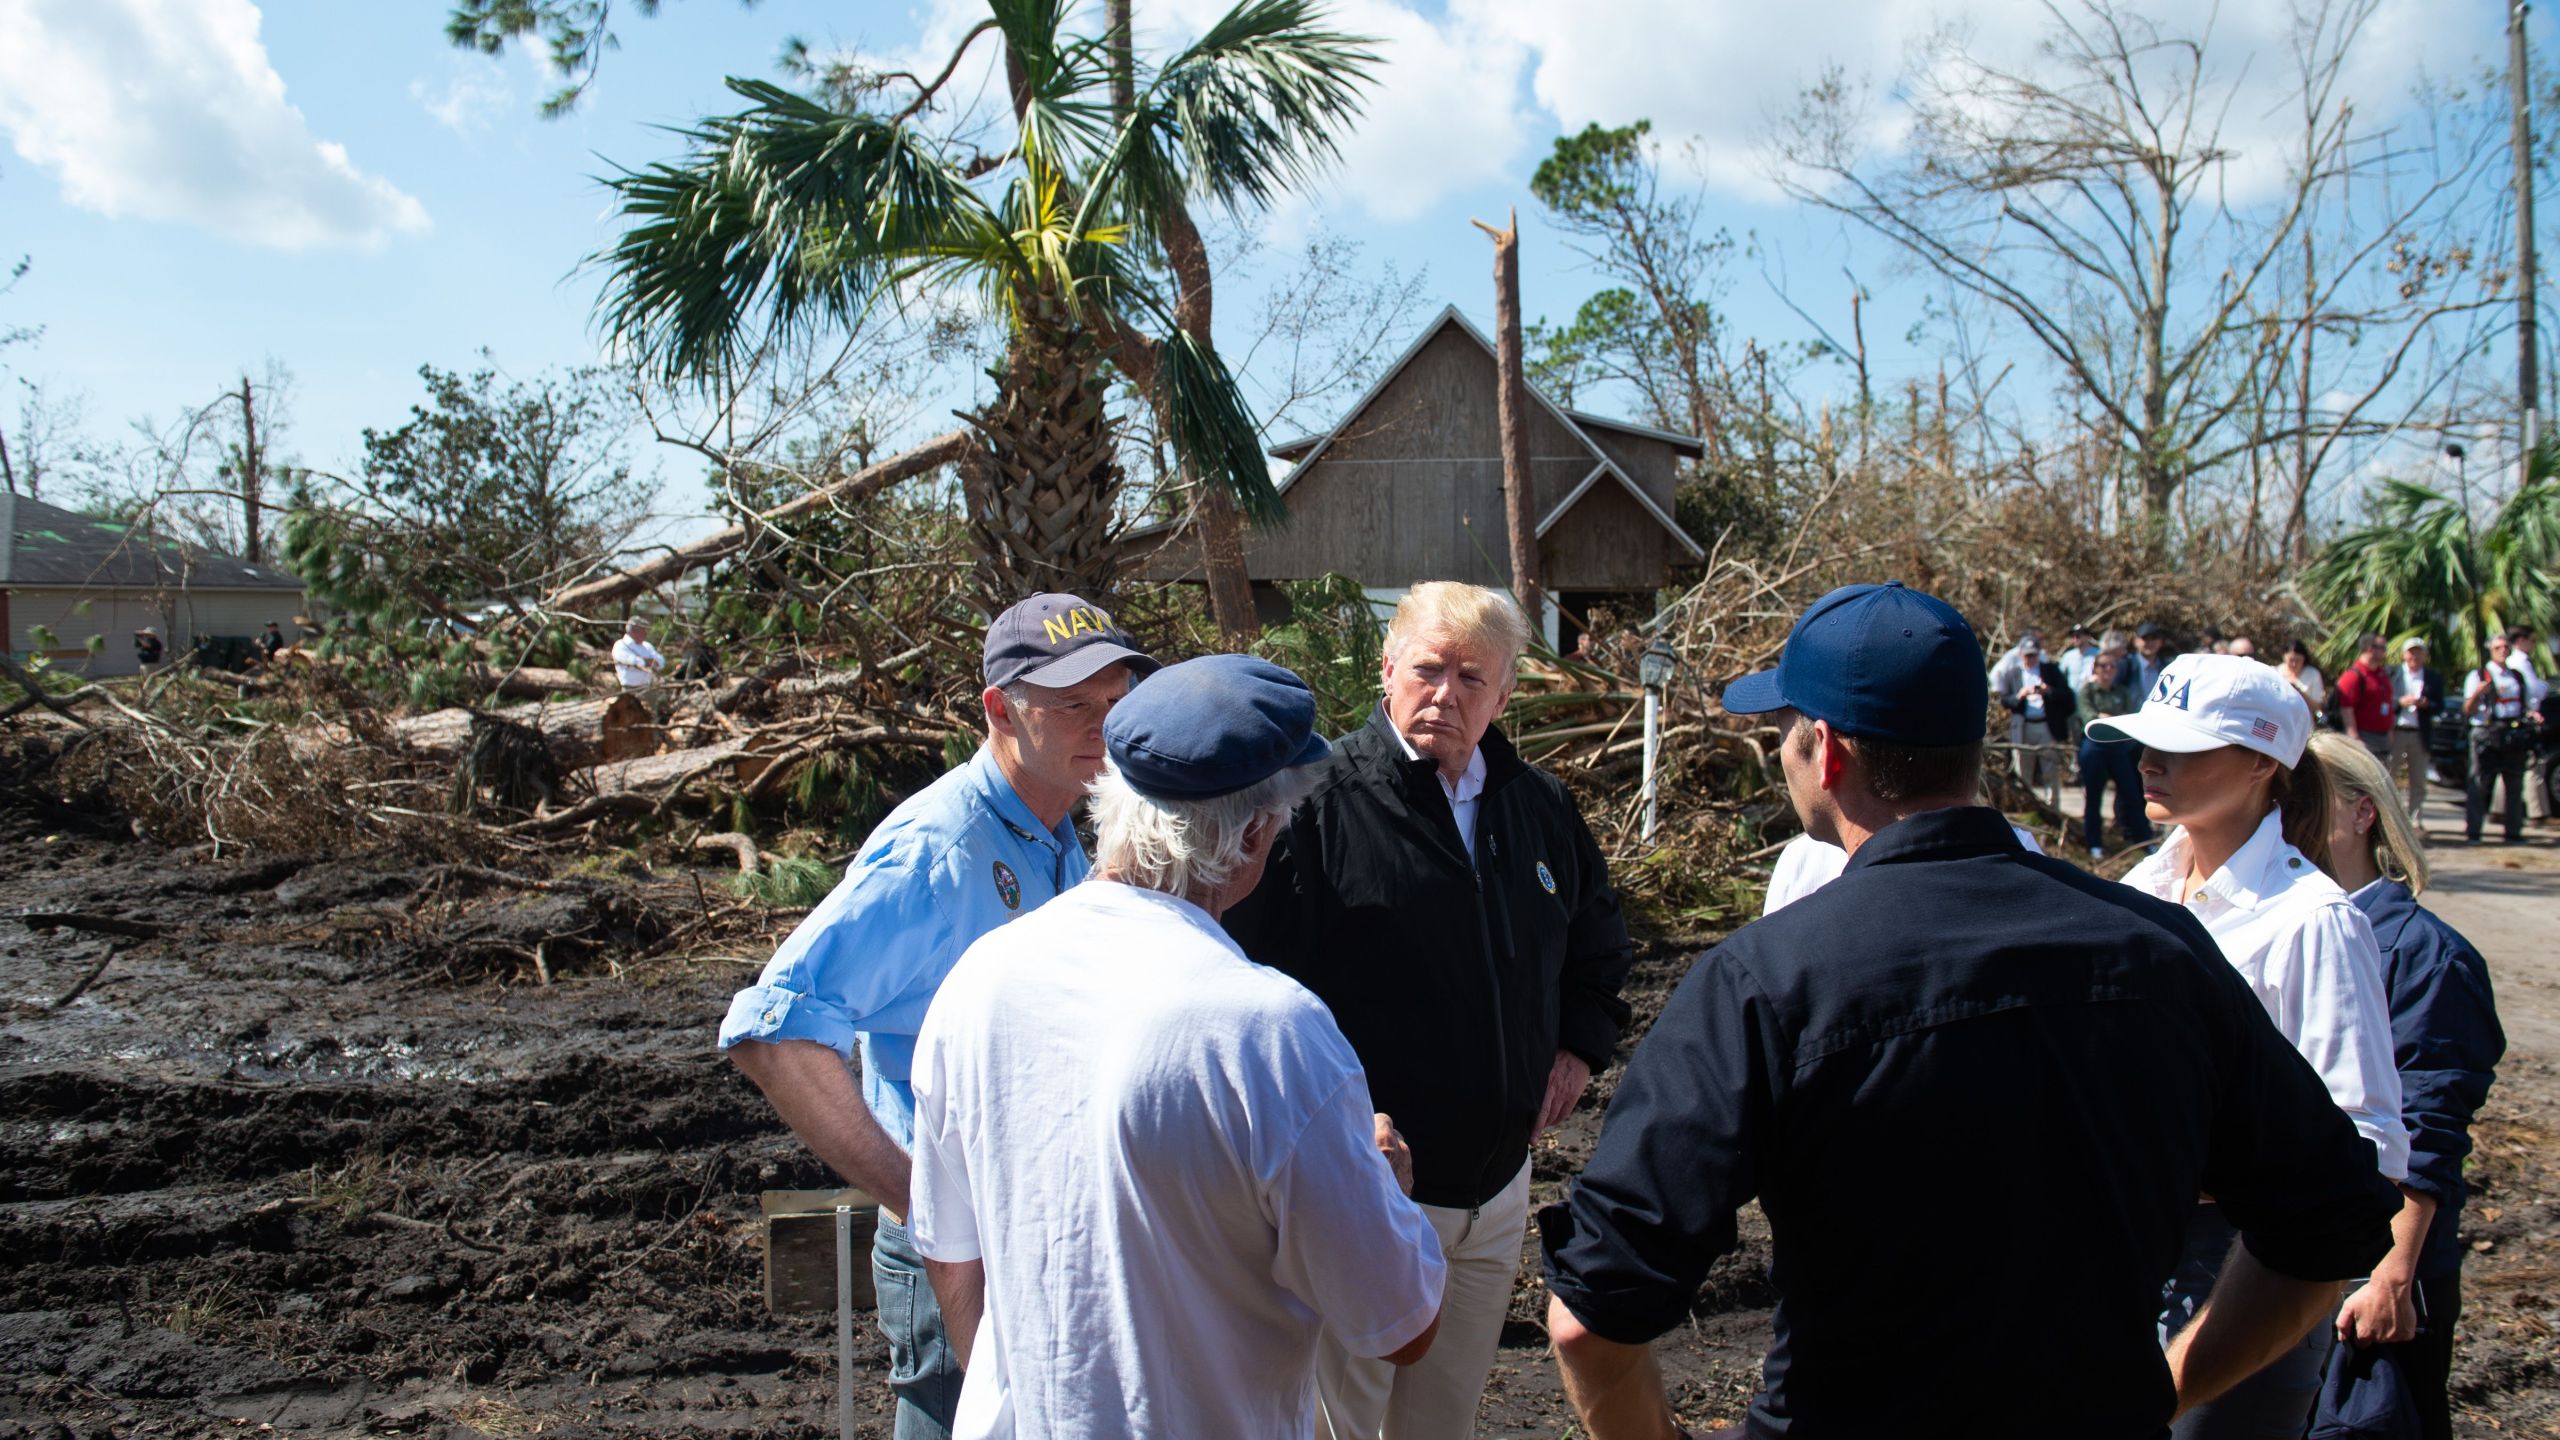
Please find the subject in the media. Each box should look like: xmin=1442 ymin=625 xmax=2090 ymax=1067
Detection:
xmin=1223 ymin=706 xmax=1635 ymax=1210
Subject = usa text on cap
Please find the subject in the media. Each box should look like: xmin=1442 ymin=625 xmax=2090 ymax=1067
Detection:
xmin=2085 ymin=652 xmax=2312 ymax=768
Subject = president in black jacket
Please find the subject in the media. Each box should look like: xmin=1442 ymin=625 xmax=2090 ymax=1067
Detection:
xmin=1224 ymin=580 xmax=1634 ymax=1440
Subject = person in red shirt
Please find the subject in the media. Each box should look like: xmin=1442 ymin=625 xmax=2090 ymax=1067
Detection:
xmin=2336 ymin=632 xmax=2395 ymax=758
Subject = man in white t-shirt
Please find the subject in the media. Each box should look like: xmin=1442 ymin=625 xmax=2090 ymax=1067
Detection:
xmin=610 ymin=617 xmax=664 ymax=691
xmin=909 ymin=655 xmax=1445 ymax=1439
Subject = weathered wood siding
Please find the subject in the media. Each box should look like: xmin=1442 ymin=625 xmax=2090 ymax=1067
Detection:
xmin=1540 ymin=481 xmax=1674 ymax=590
xmin=1584 ymin=429 xmax=1680 ymax=515
xmin=1130 ymin=316 xmax=1697 ymax=592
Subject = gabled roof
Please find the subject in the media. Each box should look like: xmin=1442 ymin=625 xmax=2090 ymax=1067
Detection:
xmin=1140 ymin=306 xmax=1705 ymax=559
xmin=1563 ymin=408 xmax=1708 ymax=459
xmin=0 ymin=492 xmax=302 ymax=591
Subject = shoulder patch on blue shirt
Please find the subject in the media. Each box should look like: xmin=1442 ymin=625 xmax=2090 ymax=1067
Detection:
xmin=992 ymin=859 xmax=1022 ymax=910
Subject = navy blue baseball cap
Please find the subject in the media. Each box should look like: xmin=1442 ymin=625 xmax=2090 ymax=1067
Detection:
xmin=1719 ymin=582 xmax=1988 ymax=745
xmin=1104 ymin=654 xmax=1333 ymax=800
xmin=983 ymin=593 xmax=1158 ymax=690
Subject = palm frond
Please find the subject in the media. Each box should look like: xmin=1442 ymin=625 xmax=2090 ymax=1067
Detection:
xmin=1108 ymin=0 xmax=1379 ymax=223
xmin=987 ymin=0 xmax=1115 ymax=178
xmin=592 ymin=78 xmax=996 ymax=381
xmin=2304 ymin=466 xmax=2560 ymax=673
xmin=1155 ymin=328 xmax=1286 ymax=525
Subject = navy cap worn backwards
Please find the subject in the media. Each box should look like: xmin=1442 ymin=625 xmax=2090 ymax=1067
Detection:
xmin=983 ymin=592 xmax=1159 ymax=691
xmin=1719 ymin=581 xmax=1988 ymax=746
xmin=1104 ymin=654 xmax=1332 ymax=800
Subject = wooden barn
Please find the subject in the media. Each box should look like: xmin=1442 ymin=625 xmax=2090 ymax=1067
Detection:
xmin=1130 ymin=305 xmax=1705 ymax=644
xmin=1 ymin=492 xmax=306 ymax=677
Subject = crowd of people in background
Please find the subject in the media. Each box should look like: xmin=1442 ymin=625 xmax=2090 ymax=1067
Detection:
xmin=1989 ymin=617 xmax=2554 ymax=853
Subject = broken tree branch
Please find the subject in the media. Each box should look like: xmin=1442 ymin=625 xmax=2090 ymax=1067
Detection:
xmin=544 ymin=429 xmax=972 ymax=615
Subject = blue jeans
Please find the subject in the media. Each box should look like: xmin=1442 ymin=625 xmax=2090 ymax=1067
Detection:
xmin=2161 ymin=1206 xmax=2337 ymax=1440
xmin=871 ymin=1215 xmax=960 ymax=1440
xmin=2079 ymin=738 xmax=2152 ymax=853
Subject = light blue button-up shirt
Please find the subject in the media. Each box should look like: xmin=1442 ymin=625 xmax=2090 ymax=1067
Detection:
xmin=719 ymin=745 xmax=1086 ymax=1150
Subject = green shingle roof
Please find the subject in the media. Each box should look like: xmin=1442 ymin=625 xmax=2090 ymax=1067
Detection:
xmin=0 ymin=493 xmax=301 ymax=590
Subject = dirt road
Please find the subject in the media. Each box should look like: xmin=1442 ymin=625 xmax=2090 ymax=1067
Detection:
xmin=1 ymin=807 xmax=2552 ymax=1438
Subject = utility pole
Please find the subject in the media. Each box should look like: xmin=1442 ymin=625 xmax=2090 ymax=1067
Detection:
xmin=2515 ymin=2 xmax=2540 ymax=482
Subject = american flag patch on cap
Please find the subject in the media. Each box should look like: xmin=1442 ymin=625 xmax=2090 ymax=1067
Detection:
xmin=2250 ymin=717 xmax=2280 ymax=741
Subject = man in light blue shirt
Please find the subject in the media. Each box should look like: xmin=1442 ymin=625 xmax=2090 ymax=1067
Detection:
xmin=2057 ymin=624 xmax=2102 ymax=690
xmin=720 ymin=592 xmax=1155 ymax=1439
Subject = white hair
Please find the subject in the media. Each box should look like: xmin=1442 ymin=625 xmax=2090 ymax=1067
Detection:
xmin=1089 ymin=758 xmax=1321 ymax=901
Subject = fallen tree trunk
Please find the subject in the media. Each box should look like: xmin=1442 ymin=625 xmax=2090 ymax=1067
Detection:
xmin=545 ymin=429 xmax=974 ymax=615
xmin=582 ymin=737 xmax=758 ymax=795
xmin=475 ymin=665 xmax=589 ymax=701
xmin=391 ymin=696 xmax=653 ymax=770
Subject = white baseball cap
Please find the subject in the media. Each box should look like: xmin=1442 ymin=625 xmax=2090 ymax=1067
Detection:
xmin=2087 ymin=652 xmax=2314 ymax=767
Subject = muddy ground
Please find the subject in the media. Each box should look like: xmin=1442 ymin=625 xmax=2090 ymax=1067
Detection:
xmin=2 ymin=799 xmax=2554 ymax=1438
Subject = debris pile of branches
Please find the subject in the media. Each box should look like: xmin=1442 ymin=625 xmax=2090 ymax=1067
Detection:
xmin=2 ymin=632 xmax=980 ymax=867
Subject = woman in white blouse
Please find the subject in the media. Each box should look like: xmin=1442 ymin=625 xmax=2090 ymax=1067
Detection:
xmin=2088 ymin=652 xmax=2407 ymax=1440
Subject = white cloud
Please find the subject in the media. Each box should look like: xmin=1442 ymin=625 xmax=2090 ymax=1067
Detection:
xmin=1140 ymin=0 xmax=1532 ymax=224
xmin=412 ymin=56 xmax=515 ymax=137
xmin=0 ymin=0 xmax=429 ymax=250
xmin=1454 ymin=0 xmax=2505 ymax=205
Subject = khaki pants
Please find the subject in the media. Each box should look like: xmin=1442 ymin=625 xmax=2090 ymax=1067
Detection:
xmin=1316 ymin=1158 xmax=1530 ymax=1440
xmin=2387 ymin=728 xmax=2431 ymax=821
xmin=2007 ymin=716 xmax=2062 ymax=797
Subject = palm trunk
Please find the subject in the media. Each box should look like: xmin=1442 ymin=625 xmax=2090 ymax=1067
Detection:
xmin=1112 ymin=0 xmax=1257 ymax=644
xmin=1161 ymin=206 xmax=1258 ymax=644
xmin=962 ymin=294 xmax=1128 ymax=608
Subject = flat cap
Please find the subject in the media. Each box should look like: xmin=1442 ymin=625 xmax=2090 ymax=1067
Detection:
xmin=1104 ymin=654 xmax=1331 ymax=800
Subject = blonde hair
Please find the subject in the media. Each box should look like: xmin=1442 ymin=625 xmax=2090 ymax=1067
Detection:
xmin=1385 ymin=582 xmax=1533 ymax=672
xmin=2307 ymin=731 xmax=2430 ymax=894
xmin=2264 ymin=747 xmax=2334 ymax=872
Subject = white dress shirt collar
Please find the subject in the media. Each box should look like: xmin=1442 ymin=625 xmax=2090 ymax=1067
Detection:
xmin=1390 ymin=725 xmax=1487 ymax=800
xmin=2129 ymin=808 xmax=2305 ymax=913
xmin=1391 ymin=725 xmax=1488 ymax=856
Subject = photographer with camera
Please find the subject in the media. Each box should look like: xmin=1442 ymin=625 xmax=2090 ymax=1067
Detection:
xmin=2461 ymin=632 xmax=2541 ymax=845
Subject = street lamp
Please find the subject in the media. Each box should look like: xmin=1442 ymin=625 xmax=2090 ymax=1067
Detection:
xmin=1640 ymin=639 xmax=1677 ymax=841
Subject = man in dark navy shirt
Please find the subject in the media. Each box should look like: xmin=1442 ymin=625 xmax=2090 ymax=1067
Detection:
xmin=1538 ymin=582 xmax=2401 ymax=1439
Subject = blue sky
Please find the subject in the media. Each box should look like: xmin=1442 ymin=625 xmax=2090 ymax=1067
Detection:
xmin=0 ymin=0 xmax=2536 ymax=546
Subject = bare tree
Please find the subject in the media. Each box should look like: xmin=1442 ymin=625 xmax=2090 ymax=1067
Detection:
xmin=2 ymin=380 xmax=107 ymax=502
xmin=1769 ymin=0 xmax=2508 ymax=537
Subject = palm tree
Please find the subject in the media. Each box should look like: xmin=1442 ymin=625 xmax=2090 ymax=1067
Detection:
xmin=592 ymin=0 xmax=1376 ymax=614
xmin=2306 ymin=437 xmax=2560 ymax=674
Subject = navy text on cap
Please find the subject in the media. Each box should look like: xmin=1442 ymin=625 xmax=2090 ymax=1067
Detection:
xmin=983 ymin=592 xmax=1159 ymax=691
